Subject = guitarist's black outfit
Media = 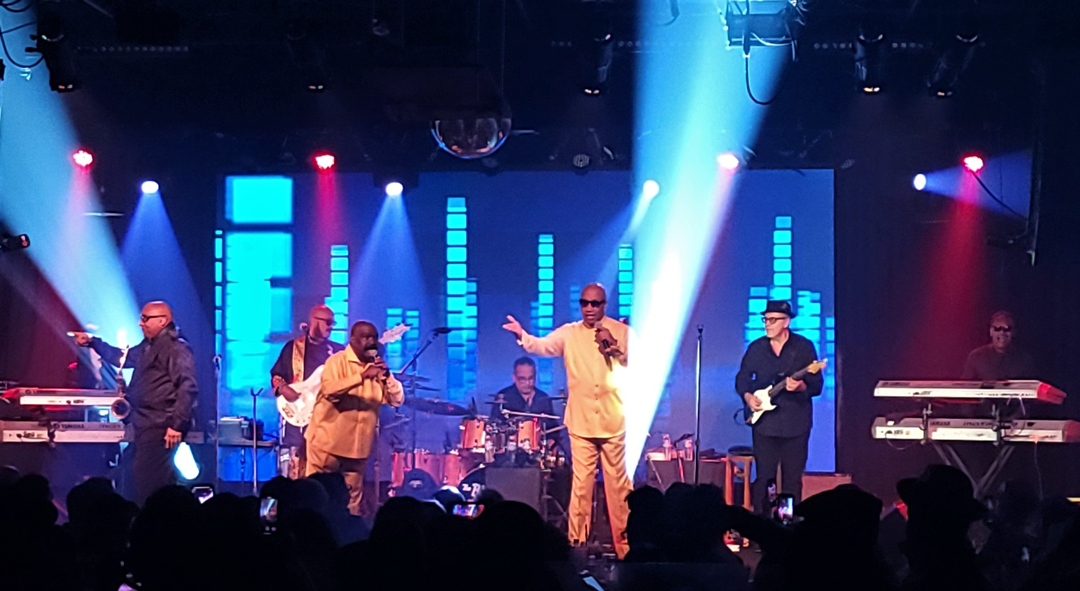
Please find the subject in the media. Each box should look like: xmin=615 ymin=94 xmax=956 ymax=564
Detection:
xmin=735 ymin=332 xmax=822 ymax=511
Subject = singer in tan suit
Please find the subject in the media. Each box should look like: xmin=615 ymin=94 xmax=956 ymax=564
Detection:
xmin=502 ymin=283 xmax=633 ymax=558
xmin=306 ymin=321 xmax=403 ymax=515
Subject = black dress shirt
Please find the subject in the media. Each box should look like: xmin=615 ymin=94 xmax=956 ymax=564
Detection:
xmin=735 ymin=332 xmax=823 ymax=438
xmin=961 ymin=344 xmax=1036 ymax=381
xmin=491 ymin=385 xmax=565 ymax=449
xmin=270 ymin=337 xmax=344 ymax=445
xmin=90 ymin=324 xmax=198 ymax=432
xmin=270 ymin=337 xmax=345 ymax=385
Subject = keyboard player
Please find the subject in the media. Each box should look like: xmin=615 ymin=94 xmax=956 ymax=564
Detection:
xmin=961 ymin=311 xmax=1036 ymax=382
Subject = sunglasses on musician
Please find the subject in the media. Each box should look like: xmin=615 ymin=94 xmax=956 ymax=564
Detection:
xmin=579 ymin=299 xmax=606 ymax=308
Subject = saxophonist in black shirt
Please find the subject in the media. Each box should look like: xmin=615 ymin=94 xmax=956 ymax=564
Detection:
xmin=735 ymin=300 xmax=822 ymax=511
xmin=73 ymin=301 xmax=198 ymax=504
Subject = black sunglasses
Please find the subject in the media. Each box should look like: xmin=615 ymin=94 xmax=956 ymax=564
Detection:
xmin=991 ymin=326 xmax=1013 ymax=333
xmin=140 ymin=314 xmax=167 ymax=323
xmin=579 ymin=299 xmax=606 ymax=308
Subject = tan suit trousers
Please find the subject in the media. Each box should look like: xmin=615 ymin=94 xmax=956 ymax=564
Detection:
xmin=306 ymin=447 xmax=367 ymax=516
xmin=568 ymin=431 xmax=632 ymax=558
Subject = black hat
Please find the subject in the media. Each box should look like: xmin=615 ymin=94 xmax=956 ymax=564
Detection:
xmin=762 ymin=300 xmax=795 ymax=318
xmin=897 ymin=464 xmax=987 ymax=523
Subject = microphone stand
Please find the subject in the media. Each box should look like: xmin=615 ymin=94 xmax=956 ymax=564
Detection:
xmin=212 ymin=355 xmax=221 ymax=494
xmin=384 ymin=329 xmax=446 ymax=500
xmin=694 ymin=325 xmax=703 ymax=484
xmin=250 ymin=388 xmax=263 ymax=496
xmin=397 ymin=330 xmax=445 ymax=452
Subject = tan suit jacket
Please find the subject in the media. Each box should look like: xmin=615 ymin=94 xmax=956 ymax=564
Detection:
xmin=519 ymin=317 xmax=630 ymax=439
xmin=305 ymin=346 xmax=404 ymax=459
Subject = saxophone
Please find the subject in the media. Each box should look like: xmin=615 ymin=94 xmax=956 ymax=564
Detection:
xmin=111 ymin=346 xmax=132 ymax=420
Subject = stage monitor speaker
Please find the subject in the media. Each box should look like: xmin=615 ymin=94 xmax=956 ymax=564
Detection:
xmin=801 ymin=472 xmax=853 ymax=500
xmin=486 ymin=467 xmax=542 ymax=511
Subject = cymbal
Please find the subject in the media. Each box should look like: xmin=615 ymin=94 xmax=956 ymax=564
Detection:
xmin=394 ymin=373 xmax=432 ymax=383
xmin=405 ymin=397 xmax=470 ymax=416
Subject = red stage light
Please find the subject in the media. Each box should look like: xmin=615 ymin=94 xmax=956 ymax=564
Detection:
xmin=72 ymin=149 xmax=94 ymax=168
xmin=962 ymin=155 xmax=984 ymax=173
xmin=314 ymin=153 xmax=336 ymax=171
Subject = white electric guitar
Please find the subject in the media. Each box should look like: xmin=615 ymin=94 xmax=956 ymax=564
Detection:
xmin=276 ymin=323 xmax=411 ymax=427
xmin=746 ymin=359 xmax=827 ymax=425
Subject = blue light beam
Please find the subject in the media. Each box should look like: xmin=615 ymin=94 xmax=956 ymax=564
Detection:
xmin=623 ymin=8 xmax=789 ymax=470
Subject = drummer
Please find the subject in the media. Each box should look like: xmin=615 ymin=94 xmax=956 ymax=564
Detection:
xmin=491 ymin=357 xmax=565 ymax=453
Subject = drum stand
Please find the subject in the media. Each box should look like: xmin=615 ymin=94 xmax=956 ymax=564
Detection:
xmin=541 ymin=468 xmax=567 ymax=529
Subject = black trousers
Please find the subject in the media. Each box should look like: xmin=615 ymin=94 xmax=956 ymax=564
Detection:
xmin=752 ymin=430 xmax=810 ymax=513
xmin=132 ymin=426 xmax=177 ymax=504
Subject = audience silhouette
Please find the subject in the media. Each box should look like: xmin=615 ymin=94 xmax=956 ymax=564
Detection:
xmin=1 ymin=462 xmax=1078 ymax=591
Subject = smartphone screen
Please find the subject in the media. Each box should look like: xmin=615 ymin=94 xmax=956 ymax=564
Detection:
xmin=452 ymin=503 xmax=483 ymax=518
xmin=192 ymin=485 xmax=214 ymax=504
xmin=260 ymin=497 xmax=278 ymax=525
xmin=776 ymin=494 xmax=795 ymax=523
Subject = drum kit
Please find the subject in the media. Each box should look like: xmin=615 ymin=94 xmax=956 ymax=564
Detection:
xmin=388 ymin=387 xmax=568 ymax=500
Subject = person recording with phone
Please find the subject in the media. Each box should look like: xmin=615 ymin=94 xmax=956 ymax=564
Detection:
xmin=305 ymin=321 xmax=403 ymax=515
xmin=71 ymin=301 xmax=198 ymax=505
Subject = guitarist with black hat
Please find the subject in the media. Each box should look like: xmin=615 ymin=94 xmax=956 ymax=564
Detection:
xmin=736 ymin=300 xmax=824 ymax=512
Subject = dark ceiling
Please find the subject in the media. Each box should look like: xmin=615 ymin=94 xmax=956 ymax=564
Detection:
xmin=8 ymin=0 xmax=1078 ymax=174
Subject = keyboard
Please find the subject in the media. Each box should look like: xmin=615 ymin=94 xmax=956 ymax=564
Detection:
xmin=4 ymin=388 xmax=121 ymax=408
xmin=0 ymin=420 xmax=127 ymax=443
xmin=871 ymin=417 xmax=1080 ymax=443
xmin=873 ymin=380 xmax=1066 ymax=404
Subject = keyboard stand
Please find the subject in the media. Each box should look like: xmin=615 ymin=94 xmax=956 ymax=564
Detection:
xmin=925 ymin=401 xmax=1017 ymax=498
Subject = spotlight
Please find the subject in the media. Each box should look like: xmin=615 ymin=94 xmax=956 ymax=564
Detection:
xmin=717 ymin=152 xmax=741 ymax=171
xmin=31 ymin=10 xmax=79 ymax=92
xmin=314 ymin=153 xmax=336 ymax=171
xmin=384 ymin=181 xmax=404 ymax=197
xmin=140 ymin=180 xmax=160 ymax=194
xmin=72 ymin=149 xmax=94 ymax=168
xmin=854 ymin=24 xmax=885 ymax=93
xmin=927 ymin=33 xmax=978 ymax=98
xmin=963 ymin=155 xmax=983 ymax=173
xmin=926 ymin=2 xmax=979 ymax=98
xmin=576 ymin=2 xmax=613 ymax=96
xmin=724 ymin=0 xmax=807 ymax=55
xmin=284 ymin=15 xmax=329 ymax=92
xmin=642 ymin=180 xmax=660 ymax=200
xmin=912 ymin=174 xmax=927 ymax=191
xmin=0 ymin=233 xmax=31 ymax=253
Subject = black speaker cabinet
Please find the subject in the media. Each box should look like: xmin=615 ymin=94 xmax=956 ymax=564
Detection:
xmin=485 ymin=466 xmax=543 ymax=511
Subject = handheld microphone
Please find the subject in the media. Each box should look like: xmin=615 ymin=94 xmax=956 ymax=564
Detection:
xmin=433 ymin=327 xmax=456 ymax=334
xmin=595 ymin=328 xmax=612 ymax=352
xmin=367 ymin=348 xmax=389 ymax=379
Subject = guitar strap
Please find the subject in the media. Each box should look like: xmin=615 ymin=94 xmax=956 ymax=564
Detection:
xmin=291 ymin=336 xmax=306 ymax=383
xmin=286 ymin=335 xmax=308 ymax=479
